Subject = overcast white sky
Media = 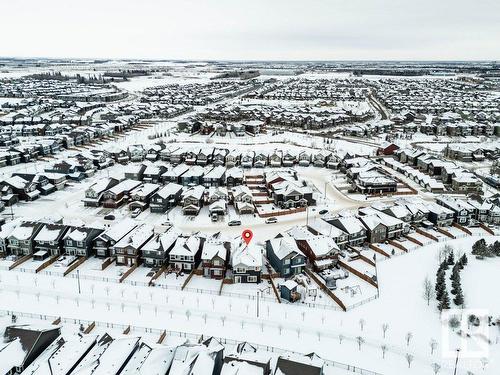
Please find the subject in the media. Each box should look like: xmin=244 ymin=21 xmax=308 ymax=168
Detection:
xmin=1 ymin=0 xmax=498 ymax=61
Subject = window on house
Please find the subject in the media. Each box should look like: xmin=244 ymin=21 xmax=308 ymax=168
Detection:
xmin=247 ymin=276 xmax=257 ymax=282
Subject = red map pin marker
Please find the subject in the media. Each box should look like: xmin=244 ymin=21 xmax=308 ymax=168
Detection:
xmin=242 ymin=229 xmax=253 ymax=245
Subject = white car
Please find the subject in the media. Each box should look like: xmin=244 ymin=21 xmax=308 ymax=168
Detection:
xmin=265 ymin=217 xmax=278 ymax=224
xmin=131 ymin=208 xmax=142 ymax=218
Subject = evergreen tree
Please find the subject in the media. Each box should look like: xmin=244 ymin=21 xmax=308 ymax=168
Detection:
xmin=472 ymin=239 xmax=488 ymax=258
xmin=453 ymin=285 xmax=464 ymax=306
xmin=447 ymin=251 xmax=455 ymax=266
xmin=451 ymin=268 xmax=461 ymax=295
xmin=435 ymin=270 xmax=446 ymax=301
xmin=460 ymin=253 xmax=468 ymax=266
xmin=492 ymin=241 xmax=500 ymax=257
xmin=438 ymin=287 xmax=450 ymax=312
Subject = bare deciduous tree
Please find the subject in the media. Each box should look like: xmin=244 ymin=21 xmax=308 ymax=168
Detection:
xmin=423 ymin=276 xmax=434 ymax=306
xmin=430 ymin=339 xmax=437 ymax=355
xmin=405 ymin=332 xmax=413 ymax=346
xmin=405 ymin=353 xmax=414 ymax=368
xmin=202 ymin=313 xmax=207 ymax=324
xmin=381 ymin=344 xmax=388 ymax=359
xmin=339 ymin=334 xmax=344 ymax=344
xmin=356 ymin=336 xmax=365 ymax=351
xmin=359 ymin=319 xmax=365 ymax=331
xmin=185 ymin=310 xmax=191 ymax=321
xmin=431 ymin=363 xmax=441 ymax=374
xmin=221 ymin=316 xmax=226 ymax=327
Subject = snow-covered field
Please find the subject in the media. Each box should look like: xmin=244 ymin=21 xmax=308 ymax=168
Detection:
xmin=1 ymin=235 xmax=498 ymax=374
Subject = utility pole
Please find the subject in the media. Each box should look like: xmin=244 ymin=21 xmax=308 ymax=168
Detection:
xmin=453 ymin=349 xmax=460 ymax=375
xmin=77 ymin=269 xmax=81 ymax=294
xmin=256 ymin=291 xmax=259 ymax=318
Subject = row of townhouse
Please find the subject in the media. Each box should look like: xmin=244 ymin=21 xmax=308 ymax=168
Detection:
xmin=0 ymin=217 xmax=262 ymax=284
xmin=343 ymin=157 xmax=398 ymax=194
xmin=394 ymin=149 xmax=483 ymax=193
xmin=0 ymin=219 xmax=103 ymax=258
xmin=3 ymin=324 xmax=329 ymax=375
xmin=125 ymin=143 xmax=343 ymax=169
xmin=83 ymin=174 xmax=254 ymax=216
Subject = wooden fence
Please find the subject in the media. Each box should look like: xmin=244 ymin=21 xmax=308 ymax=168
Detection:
xmin=64 ymin=257 xmax=87 ymax=276
xmin=416 ymin=228 xmax=438 ymax=242
xmin=338 ymin=260 xmax=378 ymax=289
xmin=368 ymin=243 xmax=390 ymax=258
xmin=9 ymin=254 xmax=32 ymax=270
xmin=101 ymin=257 xmax=114 ymax=270
xmin=119 ymin=263 xmax=139 ymax=283
xmin=35 ymin=255 xmax=59 ymax=273
xmin=304 ymin=268 xmax=347 ymax=312
xmin=452 ymin=222 xmax=472 ymax=235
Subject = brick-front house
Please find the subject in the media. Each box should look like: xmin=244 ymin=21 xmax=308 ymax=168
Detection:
xmin=201 ymin=240 xmax=230 ymax=279
xmin=114 ymin=224 xmax=155 ymax=267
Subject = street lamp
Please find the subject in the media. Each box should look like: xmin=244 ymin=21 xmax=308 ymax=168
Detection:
xmin=453 ymin=348 xmax=460 ymax=375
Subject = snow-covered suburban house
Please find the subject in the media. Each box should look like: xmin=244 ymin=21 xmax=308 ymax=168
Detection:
xmin=93 ymin=218 xmax=137 ymax=258
xmin=213 ymin=148 xmax=228 ymax=166
xmin=7 ymin=221 xmax=44 ymax=256
xmin=203 ymin=166 xmax=226 ymax=187
xmin=124 ymin=163 xmax=146 ymax=181
xmin=141 ymin=227 xmax=180 ymax=267
xmin=313 ymin=150 xmax=331 ymax=167
xmin=275 ymin=352 xmax=325 ymax=375
xmin=1 ymin=325 xmax=61 ymax=374
xmin=128 ymin=183 xmax=160 ymax=211
xmin=326 ymin=216 xmax=367 ymax=246
xmin=298 ymin=151 xmax=312 ymax=166
xmin=269 ymin=150 xmax=283 ymax=167
xmin=169 ymin=235 xmax=202 ymax=271
xmin=114 ymin=224 xmax=155 ymax=266
xmin=179 ymin=165 xmax=205 ymax=186
xmin=128 ymin=144 xmax=146 ymax=162
xmin=240 ymin=151 xmax=255 ymax=168
xmin=436 ymin=196 xmax=474 ymax=225
xmin=231 ymin=243 xmax=263 ymax=283
xmin=293 ymin=233 xmax=340 ymax=271
xmin=33 ymin=223 xmax=70 ymax=256
xmin=182 ymin=185 xmax=205 ymax=216
xmin=266 ymin=236 xmax=307 ymax=277
xmin=225 ymin=167 xmax=244 ymax=187
xmin=82 ymin=177 xmax=120 ymax=207
xmin=230 ymin=185 xmax=255 ymax=214
xmin=64 ymin=226 xmax=103 ymax=257
xmin=426 ymin=202 xmax=454 ymax=227
xmin=101 ymin=179 xmax=142 ymax=208
xmin=142 ymin=164 xmax=167 ymax=183
xmin=197 ymin=148 xmax=214 ymax=166
xmin=150 ymin=183 xmax=183 ymax=213
xmin=201 ymin=240 xmax=230 ymax=279
xmin=207 ymin=186 xmax=228 ymax=204
xmin=225 ymin=150 xmax=240 ymax=168
xmin=11 ymin=173 xmax=56 ymax=196
xmin=161 ymin=164 xmax=189 ymax=184
xmin=270 ymin=180 xmax=314 ymax=209
xmin=0 ymin=175 xmax=40 ymax=202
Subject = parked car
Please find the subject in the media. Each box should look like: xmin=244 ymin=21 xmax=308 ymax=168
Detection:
xmin=319 ymin=209 xmax=329 ymax=215
xmin=265 ymin=217 xmax=278 ymax=224
xmin=104 ymin=214 xmax=115 ymax=221
xmin=228 ymin=220 xmax=241 ymax=226
xmin=131 ymin=208 xmax=141 ymax=218
xmin=211 ymin=213 xmax=218 ymax=222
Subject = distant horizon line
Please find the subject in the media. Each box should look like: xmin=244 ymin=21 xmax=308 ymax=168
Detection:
xmin=0 ymin=56 xmax=498 ymax=64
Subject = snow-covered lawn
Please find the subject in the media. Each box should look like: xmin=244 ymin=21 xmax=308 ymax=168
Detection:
xmin=0 ymin=235 xmax=499 ymax=374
